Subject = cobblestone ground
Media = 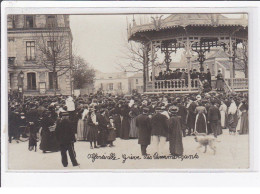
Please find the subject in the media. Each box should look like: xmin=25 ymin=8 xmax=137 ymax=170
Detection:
xmin=8 ymin=129 xmax=249 ymax=170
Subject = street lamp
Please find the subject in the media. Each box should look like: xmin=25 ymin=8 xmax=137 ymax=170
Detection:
xmin=19 ymin=71 xmax=24 ymax=102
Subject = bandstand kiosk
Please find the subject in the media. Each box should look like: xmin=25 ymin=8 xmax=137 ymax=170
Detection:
xmin=127 ymin=14 xmax=248 ymax=94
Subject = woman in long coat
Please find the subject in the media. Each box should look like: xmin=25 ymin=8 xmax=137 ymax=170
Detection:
xmin=129 ymin=104 xmax=139 ymax=138
xmin=77 ymin=109 xmax=87 ymax=141
xmin=227 ymin=98 xmax=238 ymax=133
xmin=120 ymin=103 xmax=131 ymax=140
xmin=219 ymin=100 xmax=228 ymax=129
xmin=239 ymin=102 xmax=249 ymax=135
xmin=86 ymin=108 xmax=99 ymax=149
xmin=186 ymin=99 xmax=197 ymax=135
xmin=168 ymin=107 xmax=183 ymax=156
xmin=39 ymin=111 xmax=60 ymax=153
xmin=194 ymin=102 xmax=207 ymax=134
xmin=96 ymin=109 xmax=108 ymax=147
xmin=216 ymin=70 xmax=224 ymax=91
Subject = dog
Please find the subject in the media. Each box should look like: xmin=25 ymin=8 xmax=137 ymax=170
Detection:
xmin=28 ymin=132 xmax=37 ymax=152
xmin=194 ymin=132 xmax=220 ymax=155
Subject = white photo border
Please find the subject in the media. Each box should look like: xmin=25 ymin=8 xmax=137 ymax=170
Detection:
xmin=1 ymin=1 xmax=260 ymax=187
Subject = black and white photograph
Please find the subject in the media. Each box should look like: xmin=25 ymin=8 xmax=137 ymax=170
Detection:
xmin=2 ymin=6 xmax=252 ymax=172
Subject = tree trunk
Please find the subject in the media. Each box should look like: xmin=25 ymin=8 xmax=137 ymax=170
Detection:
xmin=143 ymin=63 xmax=146 ymax=93
xmin=53 ymin=67 xmax=57 ymax=96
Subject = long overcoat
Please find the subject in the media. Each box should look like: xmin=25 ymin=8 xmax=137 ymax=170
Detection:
xmin=136 ymin=114 xmax=152 ymax=145
xmin=168 ymin=116 xmax=183 ymax=156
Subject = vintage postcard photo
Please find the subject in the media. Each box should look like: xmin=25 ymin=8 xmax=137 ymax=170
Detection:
xmin=5 ymin=11 xmax=249 ymax=170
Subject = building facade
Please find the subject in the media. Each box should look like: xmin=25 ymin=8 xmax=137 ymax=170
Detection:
xmin=7 ymin=14 xmax=73 ymax=96
xmin=94 ymin=70 xmax=129 ymax=95
xmin=128 ymin=73 xmax=144 ymax=94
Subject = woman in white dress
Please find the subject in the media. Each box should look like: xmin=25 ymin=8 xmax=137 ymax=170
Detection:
xmin=219 ymin=100 xmax=227 ymax=129
xmin=236 ymin=100 xmax=243 ymax=133
xmin=77 ymin=105 xmax=89 ymax=141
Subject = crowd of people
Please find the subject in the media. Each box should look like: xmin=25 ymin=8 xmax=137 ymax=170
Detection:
xmin=8 ymin=89 xmax=248 ymax=167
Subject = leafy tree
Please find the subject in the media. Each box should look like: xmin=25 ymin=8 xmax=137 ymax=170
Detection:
xmin=72 ymin=56 xmax=95 ymax=89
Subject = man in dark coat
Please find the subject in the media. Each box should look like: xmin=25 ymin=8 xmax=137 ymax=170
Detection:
xmin=208 ymin=101 xmax=221 ymax=138
xmin=136 ymin=107 xmax=152 ymax=156
xmin=56 ymin=111 xmax=79 ymax=167
xmin=151 ymin=106 xmax=169 ymax=155
xmin=8 ymin=108 xmax=20 ymax=143
xmin=26 ymin=103 xmax=40 ymax=137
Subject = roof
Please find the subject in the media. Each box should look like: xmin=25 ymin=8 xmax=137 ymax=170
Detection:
xmin=128 ymin=72 xmax=143 ymax=78
xmin=206 ymin=48 xmax=229 ymax=59
xmin=95 ymin=70 xmax=128 ymax=80
xmin=128 ymin=14 xmax=248 ymax=39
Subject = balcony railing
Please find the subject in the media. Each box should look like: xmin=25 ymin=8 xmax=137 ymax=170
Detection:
xmin=147 ymin=79 xmax=201 ymax=93
xmin=225 ymin=78 xmax=248 ymax=90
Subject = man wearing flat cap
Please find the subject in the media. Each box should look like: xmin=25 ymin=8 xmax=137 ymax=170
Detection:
xmin=136 ymin=107 xmax=152 ymax=156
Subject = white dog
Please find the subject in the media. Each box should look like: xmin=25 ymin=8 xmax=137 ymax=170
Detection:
xmin=194 ymin=132 xmax=220 ymax=155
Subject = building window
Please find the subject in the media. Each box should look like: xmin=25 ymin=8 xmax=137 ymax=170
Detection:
xmin=46 ymin=15 xmax=57 ymax=28
xmin=109 ymin=83 xmax=113 ymax=90
xmin=25 ymin=15 xmax=34 ymax=28
xmin=27 ymin=73 xmax=36 ymax=90
xmin=47 ymin=41 xmax=56 ymax=49
xmin=49 ymin=72 xmax=58 ymax=89
xmin=100 ymin=83 xmax=103 ymax=89
xmin=136 ymin=79 xmax=139 ymax=84
xmin=118 ymin=82 xmax=122 ymax=90
xmin=26 ymin=41 xmax=35 ymax=61
xmin=8 ymin=57 xmax=15 ymax=65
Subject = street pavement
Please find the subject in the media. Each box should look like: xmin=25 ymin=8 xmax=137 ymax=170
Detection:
xmin=8 ymin=129 xmax=249 ymax=170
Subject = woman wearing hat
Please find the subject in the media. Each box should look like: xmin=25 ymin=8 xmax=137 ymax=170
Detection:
xmin=39 ymin=110 xmax=60 ymax=153
xmin=86 ymin=106 xmax=99 ymax=149
xmin=216 ymin=69 xmax=224 ymax=91
xmin=227 ymin=98 xmax=238 ymax=134
xmin=194 ymin=101 xmax=208 ymax=134
xmin=120 ymin=103 xmax=131 ymax=140
xmin=238 ymin=98 xmax=249 ymax=135
xmin=168 ymin=106 xmax=183 ymax=156
xmin=96 ymin=108 xmax=109 ymax=147
xmin=129 ymin=103 xmax=140 ymax=139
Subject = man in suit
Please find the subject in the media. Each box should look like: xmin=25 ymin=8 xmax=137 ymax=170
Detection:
xmin=208 ymin=101 xmax=221 ymax=138
xmin=151 ymin=106 xmax=169 ymax=155
xmin=136 ymin=107 xmax=152 ymax=156
xmin=56 ymin=111 xmax=79 ymax=167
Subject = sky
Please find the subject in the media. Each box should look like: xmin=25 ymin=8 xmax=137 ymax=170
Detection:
xmin=70 ymin=14 xmax=245 ymax=73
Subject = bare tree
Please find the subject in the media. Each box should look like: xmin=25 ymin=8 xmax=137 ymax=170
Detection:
xmin=236 ymin=45 xmax=248 ymax=78
xmin=37 ymin=27 xmax=72 ymax=95
xmin=117 ymin=41 xmax=151 ymax=92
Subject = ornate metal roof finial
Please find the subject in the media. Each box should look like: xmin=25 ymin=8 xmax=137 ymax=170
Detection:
xmin=211 ymin=14 xmax=219 ymax=27
xmin=151 ymin=15 xmax=163 ymax=31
